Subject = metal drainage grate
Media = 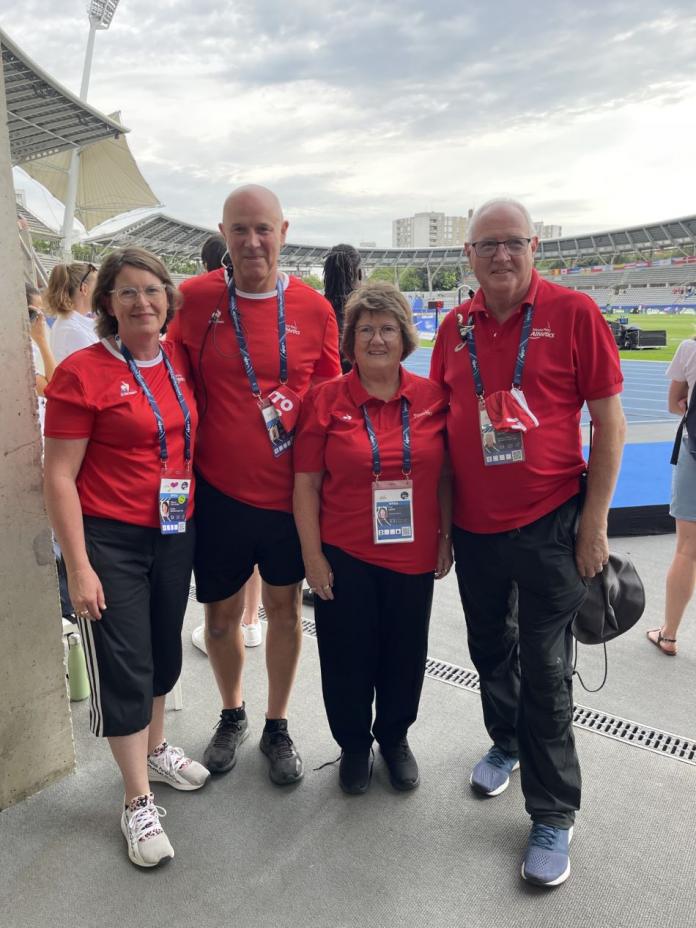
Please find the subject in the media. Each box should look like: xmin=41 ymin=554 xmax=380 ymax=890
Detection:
xmin=300 ymin=618 xmax=696 ymax=768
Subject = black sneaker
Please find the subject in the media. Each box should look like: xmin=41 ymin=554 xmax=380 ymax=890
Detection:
xmin=339 ymin=750 xmax=373 ymax=795
xmin=203 ymin=707 xmax=249 ymax=774
xmin=259 ymin=720 xmax=304 ymax=785
xmin=380 ymin=737 xmax=420 ymax=790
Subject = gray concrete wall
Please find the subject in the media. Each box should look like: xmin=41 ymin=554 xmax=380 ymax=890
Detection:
xmin=0 ymin=65 xmax=75 ymax=809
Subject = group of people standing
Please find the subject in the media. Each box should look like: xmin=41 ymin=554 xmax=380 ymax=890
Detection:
xmin=39 ymin=186 xmax=627 ymax=887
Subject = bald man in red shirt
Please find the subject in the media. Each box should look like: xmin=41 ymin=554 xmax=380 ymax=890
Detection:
xmin=430 ymin=198 xmax=626 ymax=887
xmin=168 ymin=186 xmax=340 ymax=785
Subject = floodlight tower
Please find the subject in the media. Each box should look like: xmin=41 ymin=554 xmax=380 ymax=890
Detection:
xmin=60 ymin=0 xmax=121 ymax=261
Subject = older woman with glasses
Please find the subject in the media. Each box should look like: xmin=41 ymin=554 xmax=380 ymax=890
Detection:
xmin=45 ymin=261 xmax=99 ymax=362
xmin=44 ymin=247 xmax=208 ymax=869
xmin=293 ymin=280 xmax=452 ymax=794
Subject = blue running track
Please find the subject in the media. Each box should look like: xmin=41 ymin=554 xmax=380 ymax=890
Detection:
xmin=404 ymin=349 xmax=673 ymax=426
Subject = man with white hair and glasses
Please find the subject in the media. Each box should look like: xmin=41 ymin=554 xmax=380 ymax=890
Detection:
xmin=430 ymin=198 xmax=626 ymax=886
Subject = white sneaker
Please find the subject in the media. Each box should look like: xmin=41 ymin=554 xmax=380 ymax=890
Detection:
xmin=242 ymin=621 xmax=263 ymax=648
xmin=147 ymin=741 xmax=210 ymax=791
xmin=120 ymin=793 xmax=174 ymax=868
xmin=191 ymin=624 xmax=207 ymax=655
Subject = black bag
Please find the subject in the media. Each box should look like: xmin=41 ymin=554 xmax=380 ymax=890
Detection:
xmin=572 ymin=552 xmax=645 ymax=646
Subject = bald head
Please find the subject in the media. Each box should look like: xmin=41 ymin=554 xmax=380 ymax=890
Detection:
xmin=222 ymin=185 xmax=284 ymax=226
xmin=218 ymin=184 xmax=289 ymax=293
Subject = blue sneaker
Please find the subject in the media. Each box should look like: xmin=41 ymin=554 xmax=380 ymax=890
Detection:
xmin=521 ymin=823 xmax=573 ymax=886
xmin=469 ymin=745 xmax=520 ymax=796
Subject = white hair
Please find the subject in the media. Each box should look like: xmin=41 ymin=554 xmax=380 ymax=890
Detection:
xmin=466 ymin=198 xmax=536 ymax=242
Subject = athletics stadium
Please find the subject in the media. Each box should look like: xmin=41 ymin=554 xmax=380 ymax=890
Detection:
xmin=2 ymin=23 xmax=696 ymax=928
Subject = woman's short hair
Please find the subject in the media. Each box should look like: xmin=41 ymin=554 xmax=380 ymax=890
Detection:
xmin=92 ymin=247 xmax=182 ymax=339
xmin=45 ymin=262 xmax=95 ymax=316
xmin=342 ymin=280 xmax=419 ymax=362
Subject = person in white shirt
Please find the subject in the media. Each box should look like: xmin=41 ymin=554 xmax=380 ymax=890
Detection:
xmin=45 ymin=262 xmax=99 ymax=363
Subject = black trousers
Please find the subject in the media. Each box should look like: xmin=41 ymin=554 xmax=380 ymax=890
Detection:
xmin=79 ymin=516 xmax=195 ymax=737
xmin=314 ymin=544 xmax=434 ymax=752
xmin=452 ymin=496 xmax=587 ymax=828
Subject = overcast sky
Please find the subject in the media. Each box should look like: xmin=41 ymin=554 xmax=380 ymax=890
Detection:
xmin=3 ymin=1 xmax=696 ymax=246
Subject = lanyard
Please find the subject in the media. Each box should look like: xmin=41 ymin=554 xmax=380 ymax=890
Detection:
xmin=227 ymin=278 xmax=287 ymax=398
xmin=362 ymin=398 xmax=411 ymax=478
xmin=465 ymin=303 xmax=534 ymax=397
xmin=119 ymin=342 xmax=192 ymax=467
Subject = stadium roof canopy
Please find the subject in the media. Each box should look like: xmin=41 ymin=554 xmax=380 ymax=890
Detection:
xmin=85 ymin=210 xmax=696 ymax=269
xmin=1 ymin=27 xmax=127 ymax=165
xmin=87 ymin=211 xmax=215 ymax=258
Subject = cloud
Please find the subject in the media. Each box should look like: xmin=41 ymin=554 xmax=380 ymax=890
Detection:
xmin=4 ymin=1 xmax=696 ymax=245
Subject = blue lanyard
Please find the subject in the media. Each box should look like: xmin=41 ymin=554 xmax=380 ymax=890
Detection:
xmin=362 ymin=398 xmax=411 ymax=478
xmin=465 ymin=303 xmax=534 ymax=397
xmin=119 ymin=342 xmax=192 ymax=467
xmin=227 ymin=278 xmax=287 ymax=397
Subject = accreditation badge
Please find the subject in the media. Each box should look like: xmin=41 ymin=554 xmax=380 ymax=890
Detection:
xmin=260 ymin=397 xmax=293 ymax=457
xmin=372 ymin=479 xmax=414 ymax=544
xmin=159 ymin=475 xmax=191 ymax=534
xmin=479 ymin=399 xmax=525 ymax=467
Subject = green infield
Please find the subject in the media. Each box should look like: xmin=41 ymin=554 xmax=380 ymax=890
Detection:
xmin=419 ymin=313 xmax=696 ymax=361
xmin=604 ymin=313 xmax=695 ymax=362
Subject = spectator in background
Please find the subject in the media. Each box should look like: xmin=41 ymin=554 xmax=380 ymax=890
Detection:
xmin=323 ymin=243 xmax=362 ymax=372
xmin=45 ymin=262 xmax=99 ymax=363
xmin=651 ymin=338 xmax=696 ymax=655
xmin=26 ymin=283 xmax=57 ymax=429
xmin=200 ymin=234 xmax=227 ymax=273
xmin=191 ymin=232 xmax=264 ymax=652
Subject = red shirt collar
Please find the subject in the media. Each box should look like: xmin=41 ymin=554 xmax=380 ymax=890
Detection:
xmin=469 ymin=268 xmax=541 ymax=317
xmin=346 ymin=364 xmax=417 ymax=407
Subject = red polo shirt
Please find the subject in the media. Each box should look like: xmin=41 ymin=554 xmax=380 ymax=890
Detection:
xmin=45 ymin=340 xmax=198 ymax=528
xmin=430 ymin=270 xmax=623 ymax=533
xmin=168 ymin=270 xmax=340 ymax=512
xmin=294 ymin=366 xmax=447 ymax=573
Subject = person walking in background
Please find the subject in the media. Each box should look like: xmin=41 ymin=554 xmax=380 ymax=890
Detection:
xmin=430 ymin=198 xmax=625 ymax=887
xmin=44 ymin=247 xmax=208 ymax=869
xmin=649 ymin=337 xmax=696 ymax=655
xmin=294 ymin=280 xmax=451 ymax=794
xmin=323 ymin=243 xmax=362 ymax=372
xmin=45 ymin=262 xmax=99 ymax=362
xmin=168 ymin=185 xmax=340 ymax=785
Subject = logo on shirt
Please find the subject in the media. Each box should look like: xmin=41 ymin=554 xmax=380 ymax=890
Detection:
xmin=340 ymin=414 xmax=353 ymax=421
xmin=530 ymin=326 xmax=555 ymax=339
xmin=287 ymin=321 xmax=301 ymax=336
xmin=120 ymin=380 xmax=137 ymax=397
xmin=413 ymin=408 xmax=433 ymax=418
xmin=175 ymin=373 xmax=186 ymax=384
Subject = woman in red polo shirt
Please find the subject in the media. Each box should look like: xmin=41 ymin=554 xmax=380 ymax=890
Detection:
xmin=294 ymin=280 xmax=452 ymax=795
xmin=43 ymin=247 xmax=207 ymax=869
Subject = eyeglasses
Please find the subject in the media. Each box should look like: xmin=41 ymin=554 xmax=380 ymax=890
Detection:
xmin=470 ymin=238 xmax=532 ymax=258
xmin=109 ymin=284 xmax=168 ymax=306
xmin=355 ymin=324 xmax=401 ymax=341
xmin=79 ymin=263 xmax=97 ymax=288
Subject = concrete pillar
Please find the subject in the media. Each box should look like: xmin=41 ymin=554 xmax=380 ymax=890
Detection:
xmin=0 ymin=64 xmax=75 ymax=810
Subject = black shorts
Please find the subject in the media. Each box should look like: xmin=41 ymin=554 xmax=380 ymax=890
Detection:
xmin=77 ymin=516 xmax=195 ymax=738
xmin=193 ymin=473 xmax=305 ymax=603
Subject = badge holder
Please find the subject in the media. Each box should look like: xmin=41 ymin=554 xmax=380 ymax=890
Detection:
xmin=479 ymin=398 xmax=525 ymax=467
xmin=159 ymin=467 xmax=192 ymax=534
xmin=372 ymin=474 xmax=415 ymax=544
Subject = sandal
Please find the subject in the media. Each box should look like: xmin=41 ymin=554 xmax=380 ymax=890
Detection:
xmin=646 ymin=627 xmax=678 ymax=656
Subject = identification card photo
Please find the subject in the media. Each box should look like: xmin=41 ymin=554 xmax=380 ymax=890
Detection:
xmin=159 ymin=476 xmax=191 ymax=534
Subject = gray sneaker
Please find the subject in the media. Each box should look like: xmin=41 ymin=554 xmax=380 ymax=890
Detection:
xmin=203 ymin=708 xmax=249 ymax=774
xmin=470 ymin=745 xmax=520 ymax=796
xmin=260 ymin=720 xmax=304 ymax=785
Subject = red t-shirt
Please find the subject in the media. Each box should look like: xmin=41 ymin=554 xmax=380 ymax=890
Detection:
xmin=430 ymin=270 xmax=623 ymax=533
xmin=168 ymin=271 xmax=341 ymax=512
xmin=294 ymin=366 xmax=447 ymax=573
xmin=44 ymin=340 xmax=198 ymax=528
